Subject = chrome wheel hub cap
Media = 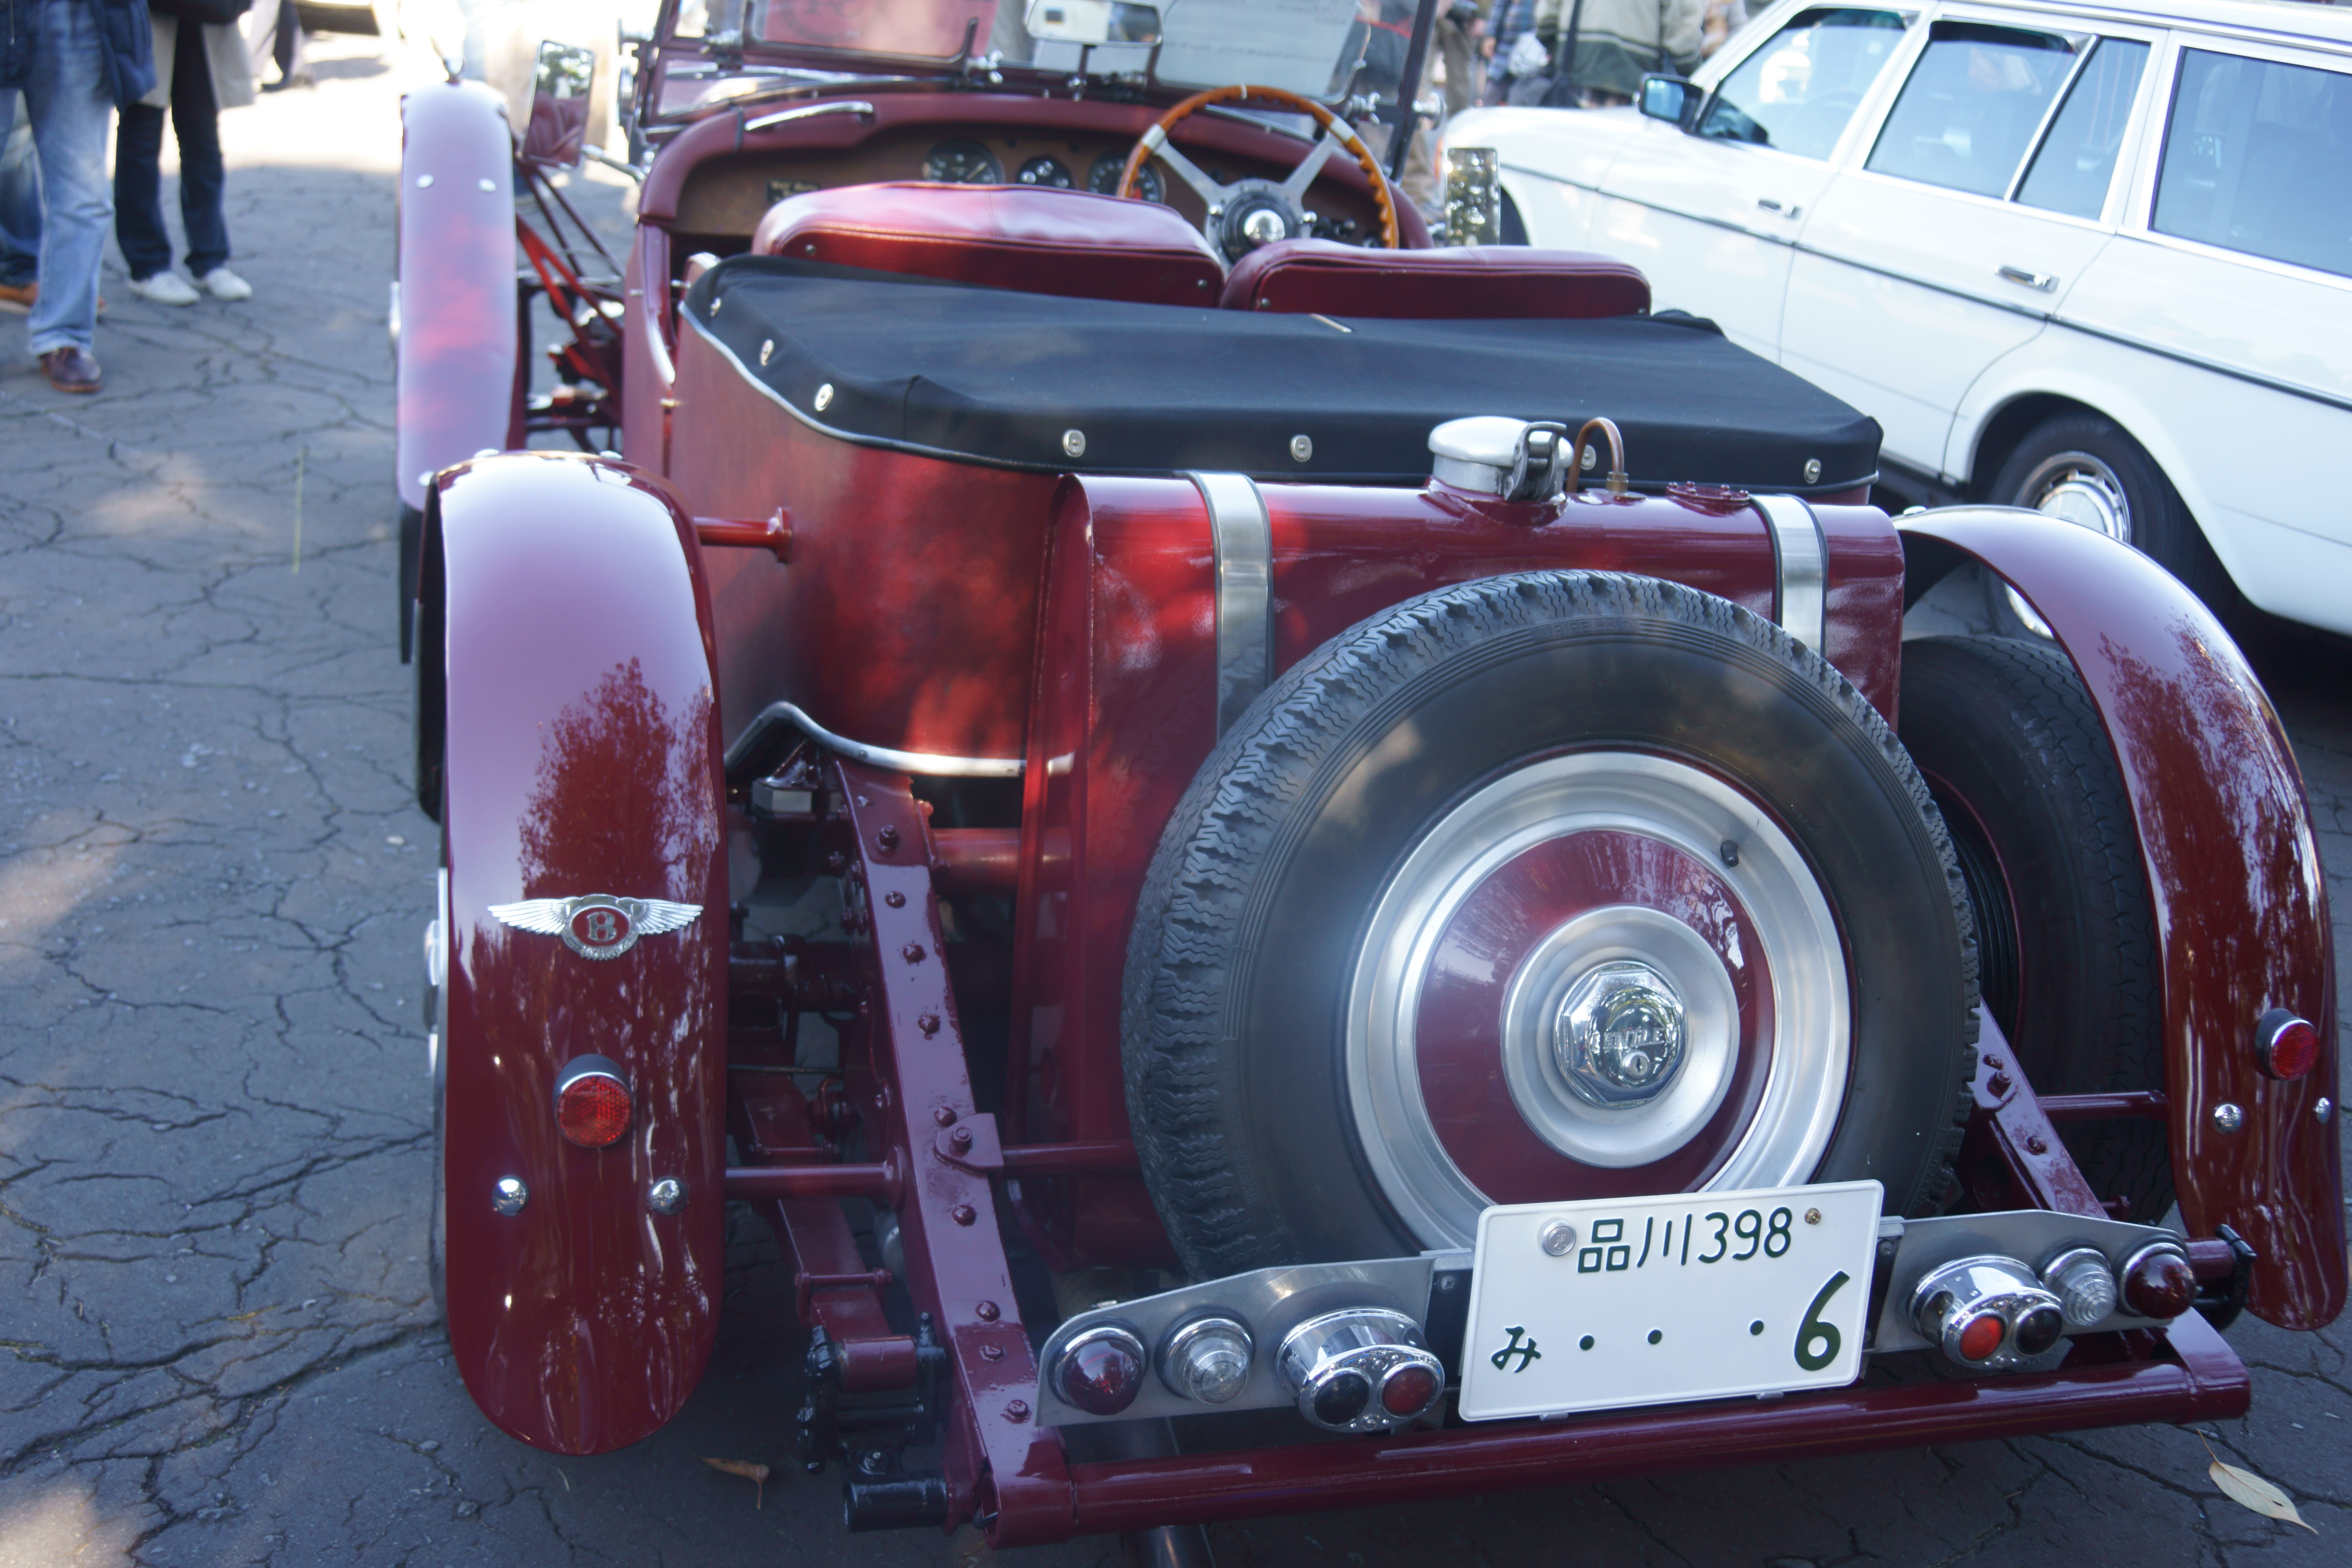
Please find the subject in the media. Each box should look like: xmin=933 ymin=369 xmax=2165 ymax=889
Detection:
xmin=2020 ymin=451 xmax=2131 ymax=545
xmin=1557 ymin=960 xmax=1687 ymax=1104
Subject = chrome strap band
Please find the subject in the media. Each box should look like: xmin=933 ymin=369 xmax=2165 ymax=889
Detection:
xmin=725 ymin=701 xmax=1024 ymax=780
xmin=1187 ymin=471 xmax=1274 ymax=737
xmin=1753 ymin=493 xmax=1828 ymax=652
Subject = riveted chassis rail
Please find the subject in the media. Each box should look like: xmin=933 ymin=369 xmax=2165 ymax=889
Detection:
xmin=722 ymin=759 xmax=2250 ymax=1549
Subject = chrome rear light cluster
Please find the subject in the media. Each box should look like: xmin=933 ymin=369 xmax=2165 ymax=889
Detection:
xmin=1910 ymin=1237 xmax=2194 ymax=1370
xmin=1274 ymin=1309 xmax=1446 ymax=1433
xmin=1042 ymin=1304 xmax=1445 ymax=1431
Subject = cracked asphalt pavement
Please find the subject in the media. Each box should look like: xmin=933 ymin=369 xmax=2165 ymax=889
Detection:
xmin=1 ymin=31 xmax=2347 ymax=1568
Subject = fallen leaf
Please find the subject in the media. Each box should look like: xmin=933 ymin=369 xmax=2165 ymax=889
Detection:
xmin=2200 ymin=1438 xmax=2314 ymax=1532
xmin=701 ymin=1456 xmax=771 ymax=1509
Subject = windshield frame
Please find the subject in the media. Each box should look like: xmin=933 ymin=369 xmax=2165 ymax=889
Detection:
xmin=632 ymin=0 xmax=1443 ymax=136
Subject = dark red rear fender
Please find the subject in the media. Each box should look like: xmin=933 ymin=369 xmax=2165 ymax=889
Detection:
xmin=430 ymin=453 xmax=728 ymax=1452
xmin=397 ymin=81 xmax=522 ymax=513
xmin=1901 ymin=508 xmax=2343 ymax=1330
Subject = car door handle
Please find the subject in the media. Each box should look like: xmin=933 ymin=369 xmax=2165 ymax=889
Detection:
xmin=1998 ymin=265 xmax=2057 ymax=292
xmin=1756 ymin=198 xmax=1802 ymax=218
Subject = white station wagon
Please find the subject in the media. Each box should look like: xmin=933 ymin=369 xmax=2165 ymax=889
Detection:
xmin=1446 ymin=0 xmax=2352 ymax=635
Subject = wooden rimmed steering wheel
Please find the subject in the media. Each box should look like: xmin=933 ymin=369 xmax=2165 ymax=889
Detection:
xmin=1116 ymin=85 xmax=1402 ymax=265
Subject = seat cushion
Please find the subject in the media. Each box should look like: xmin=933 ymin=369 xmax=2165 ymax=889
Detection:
xmin=1219 ymin=239 xmax=1651 ymax=319
xmin=751 ymin=183 xmax=1225 ymax=307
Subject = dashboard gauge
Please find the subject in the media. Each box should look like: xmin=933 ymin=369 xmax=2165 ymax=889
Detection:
xmin=1016 ymin=155 xmax=1074 ymax=189
xmin=922 ymin=138 xmax=1003 ymax=185
xmin=1088 ymin=152 xmax=1163 ymax=203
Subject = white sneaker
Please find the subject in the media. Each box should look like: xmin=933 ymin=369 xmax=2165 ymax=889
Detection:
xmin=128 ymin=270 xmax=201 ymax=306
xmin=200 ymin=268 xmax=252 ymax=302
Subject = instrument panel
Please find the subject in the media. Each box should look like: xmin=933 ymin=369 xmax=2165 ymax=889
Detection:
xmin=673 ymin=125 xmax=1375 ymax=243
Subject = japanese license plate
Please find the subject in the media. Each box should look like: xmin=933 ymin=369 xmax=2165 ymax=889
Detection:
xmin=1457 ymin=1181 xmax=1883 ymax=1421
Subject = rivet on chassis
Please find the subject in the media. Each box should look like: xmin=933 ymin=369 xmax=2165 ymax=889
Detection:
xmin=902 ymin=942 xmax=927 ymax=963
xmin=2212 ymin=1102 xmax=2245 ymax=1132
xmin=648 ymin=1178 xmax=686 ymax=1215
xmin=492 ymin=1177 xmax=528 ymax=1216
xmin=975 ymin=1300 xmax=1000 ymax=1321
xmin=933 ymin=1107 xmax=957 ymax=1127
xmin=919 ymin=1013 xmax=941 ymax=1036
xmin=877 ymin=824 xmax=900 ymax=852
xmin=2318 ymin=1097 xmax=2336 ymax=1124
xmin=884 ymin=890 xmax=905 ymax=907
xmin=1539 ymin=1220 xmax=1576 ymax=1256
xmin=951 ymin=1204 xmax=977 ymax=1227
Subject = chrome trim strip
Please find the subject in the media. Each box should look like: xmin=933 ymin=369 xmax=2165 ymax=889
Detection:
xmin=726 ymin=701 xmax=1024 ymax=780
xmin=744 ymin=100 xmax=876 ymax=131
xmin=1187 ymin=472 xmax=1273 ymax=737
xmin=1754 ymin=494 xmax=1828 ymax=651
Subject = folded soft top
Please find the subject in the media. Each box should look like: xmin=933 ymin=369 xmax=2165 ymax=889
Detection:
xmin=684 ymin=256 xmax=1880 ymax=493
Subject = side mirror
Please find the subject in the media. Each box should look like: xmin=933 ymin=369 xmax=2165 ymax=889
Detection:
xmin=1023 ymin=0 xmax=1163 ymax=45
xmin=1638 ymin=74 xmax=1698 ymax=130
xmin=522 ymin=40 xmax=597 ymax=170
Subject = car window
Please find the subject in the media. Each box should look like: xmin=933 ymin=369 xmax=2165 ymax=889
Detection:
xmin=1864 ymin=21 xmax=2078 ymax=198
xmin=2016 ymin=37 xmax=2149 ymax=218
xmin=2153 ymin=49 xmax=2352 ymax=279
xmin=1700 ymin=7 xmax=1912 ymax=161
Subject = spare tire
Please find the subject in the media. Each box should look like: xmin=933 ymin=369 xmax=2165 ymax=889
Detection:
xmin=1122 ymin=572 xmax=1979 ymax=1279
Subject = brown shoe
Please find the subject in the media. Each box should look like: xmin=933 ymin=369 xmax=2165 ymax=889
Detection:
xmin=39 ymin=346 xmax=101 ymax=394
xmin=0 ymin=278 xmax=34 ymax=314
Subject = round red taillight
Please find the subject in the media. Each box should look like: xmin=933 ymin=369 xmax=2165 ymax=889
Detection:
xmin=1053 ymin=1325 xmax=1146 ymax=1416
xmin=555 ymin=1058 xmax=632 ymax=1148
xmin=1380 ymin=1361 xmax=1440 ymax=1418
xmin=2121 ymin=1244 xmax=2196 ymax=1319
xmin=1956 ymin=1311 xmax=2006 ymax=1362
xmin=2258 ymin=1010 xmax=2319 ymax=1081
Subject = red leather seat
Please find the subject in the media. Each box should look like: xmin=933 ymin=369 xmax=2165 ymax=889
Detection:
xmin=1219 ymin=239 xmax=1651 ymax=319
xmin=751 ymin=183 xmax=1225 ymax=307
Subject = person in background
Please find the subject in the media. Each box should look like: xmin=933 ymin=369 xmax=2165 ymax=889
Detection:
xmin=118 ymin=5 xmax=256 ymax=305
xmin=1 ymin=0 xmax=157 ymax=395
xmin=1436 ymin=0 xmax=1494 ymax=116
xmin=1702 ymin=0 xmax=1750 ymax=57
xmin=1535 ymin=0 xmax=1704 ymax=107
xmin=0 ymin=91 xmax=37 ymax=312
xmin=243 ymin=0 xmax=307 ymax=91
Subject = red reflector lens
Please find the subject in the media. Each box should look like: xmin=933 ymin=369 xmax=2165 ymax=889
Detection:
xmin=2265 ymin=1017 xmax=2319 ymax=1081
xmin=1380 ymin=1362 xmax=1439 ymax=1417
xmin=1056 ymin=1330 xmax=1146 ymax=1416
xmin=557 ymin=1073 xmax=631 ymax=1147
xmin=2122 ymin=1247 xmax=2197 ymax=1319
xmin=1956 ymin=1312 xmax=2005 ymax=1362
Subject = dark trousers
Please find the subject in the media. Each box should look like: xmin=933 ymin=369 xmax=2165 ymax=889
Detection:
xmin=114 ymin=23 xmax=228 ymax=281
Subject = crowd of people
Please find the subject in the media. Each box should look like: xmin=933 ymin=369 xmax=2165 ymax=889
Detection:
xmin=0 ymin=0 xmax=305 ymax=397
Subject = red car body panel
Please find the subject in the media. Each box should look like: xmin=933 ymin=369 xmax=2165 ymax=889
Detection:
xmin=395 ymin=81 xmax=522 ymax=514
xmin=431 ymin=454 xmax=730 ymax=1453
xmin=1902 ymin=511 xmax=2343 ymax=1330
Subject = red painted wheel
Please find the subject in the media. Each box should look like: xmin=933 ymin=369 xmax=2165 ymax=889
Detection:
xmin=1123 ymin=572 xmax=1980 ymax=1276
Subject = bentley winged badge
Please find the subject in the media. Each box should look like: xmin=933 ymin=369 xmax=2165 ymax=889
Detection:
xmin=488 ymin=894 xmax=703 ymax=960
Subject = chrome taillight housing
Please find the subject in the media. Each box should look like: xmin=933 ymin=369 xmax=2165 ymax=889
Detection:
xmin=1911 ymin=1257 xmax=2068 ymax=1370
xmin=1158 ymin=1315 xmax=1254 ymax=1405
xmin=1274 ymin=1308 xmax=1445 ymax=1432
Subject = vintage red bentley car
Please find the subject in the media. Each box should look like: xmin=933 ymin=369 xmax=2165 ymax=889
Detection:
xmin=393 ymin=0 xmax=2340 ymax=1552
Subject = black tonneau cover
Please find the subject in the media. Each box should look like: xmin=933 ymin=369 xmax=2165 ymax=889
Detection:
xmin=686 ymin=256 xmax=1880 ymax=493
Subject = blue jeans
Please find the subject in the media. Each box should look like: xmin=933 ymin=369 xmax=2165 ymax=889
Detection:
xmin=20 ymin=0 xmax=115 ymax=356
xmin=0 ymin=89 xmax=37 ymax=288
xmin=116 ymin=20 xmax=229 ymax=279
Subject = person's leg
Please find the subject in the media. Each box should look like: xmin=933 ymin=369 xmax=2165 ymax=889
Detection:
xmin=114 ymin=96 xmax=172 ymax=283
xmin=170 ymin=24 xmax=230 ymax=278
xmin=0 ymin=91 xmax=42 ymax=296
xmin=23 ymin=0 xmax=115 ymax=360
